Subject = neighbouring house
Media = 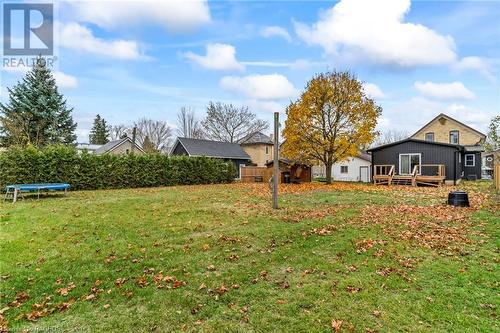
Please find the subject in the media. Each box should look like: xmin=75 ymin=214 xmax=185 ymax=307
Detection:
xmin=312 ymin=151 xmax=372 ymax=183
xmin=76 ymin=137 xmax=145 ymax=155
xmin=482 ymin=149 xmax=499 ymax=179
xmin=170 ymin=137 xmax=251 ymax=178
xmin=266 ymin=158 xmax=312 ymax=183
xmin=76 ymin=143 xmax=103 ymax=154
xmin=368 ymin=113 xmax=486 ymax=186
xmin=239 ymin=132 xmax=274 ymax=167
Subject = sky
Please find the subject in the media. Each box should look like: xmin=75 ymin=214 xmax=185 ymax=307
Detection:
xmin=1 ymin=0 xmax=499 ymax=143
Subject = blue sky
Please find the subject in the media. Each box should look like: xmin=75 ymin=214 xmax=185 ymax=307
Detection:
xmin=1 ymin=0 xmax=499 ymax=142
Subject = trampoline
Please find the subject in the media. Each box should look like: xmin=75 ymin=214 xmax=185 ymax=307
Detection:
xmin=4 ymin=183 xmax=70 ymax=203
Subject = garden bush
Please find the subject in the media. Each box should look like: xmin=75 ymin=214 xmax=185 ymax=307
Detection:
xmin=0 ymin=145 xmax=236 ymax=191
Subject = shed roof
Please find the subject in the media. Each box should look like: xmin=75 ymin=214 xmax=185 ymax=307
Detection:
xmin=174 ymin=137 xmax=251 ymax=159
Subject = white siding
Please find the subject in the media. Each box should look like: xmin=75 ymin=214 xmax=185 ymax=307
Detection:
xmin=312 ymin=157 xmax=371 ymax=182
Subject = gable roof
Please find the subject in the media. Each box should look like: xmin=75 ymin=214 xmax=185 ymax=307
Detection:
xmin=240 ymin=132 xmax=273 ymax=145
xmin=95 ymin=137 xmax=144 ymax=154
xmin=367 ymin=138 xmax=463 ymax=152
xmin=411 ymin=113 xmax=486 ymax=139
xmin=173 ymin=137 xmax=251 ymax=160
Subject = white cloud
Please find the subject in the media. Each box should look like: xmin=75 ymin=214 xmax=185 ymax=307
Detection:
xmin=54 ymin=71 xmax=78 ymax=89
xmin=261 ymin=26 xmax=292 ymax=43
xmin=220 ymin=74 xmax=295 ymax=100
xmin=241 ymin=59 xmax=326 ymax=70
xmin=59 ymin=23 xmax=143 ymax=60
xmin=182 ymin=43 xmax=245 ymax=71
xmin=445 ymin=103 xmax=490 ymax=125
xmin=414 ymin=81 xmax=475 ymax=100
xmin=387 ymin=96 xmax=490 ymax=134
xmin=294 ymin=0 xmax=457 ymax=67
xmin=453 ymin=56 xmax=496 ymax=82
xmin=66 ymin=0 xmax=210 ymax=32
xmin=247 ymin=99 xmax=284 ymax=113
xmin=363 ymin=83 xmax=386 ymax=99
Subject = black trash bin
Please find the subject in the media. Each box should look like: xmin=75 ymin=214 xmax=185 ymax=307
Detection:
xmin=448 ymin=191 xmax=469 ymax=207
xmin=283 ymin=173 xmax=291 ymax=184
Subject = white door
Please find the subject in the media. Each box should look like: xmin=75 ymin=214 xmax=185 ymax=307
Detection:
xmin=360 ymin=166 xmax=369 ymax=183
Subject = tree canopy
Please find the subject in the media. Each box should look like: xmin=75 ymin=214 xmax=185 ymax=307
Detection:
xmin=485 ymin=115 xmax=499 ymax=152
xmin=282 ymin=71 xmax=382 ymax=184
xmin=201 ymin=102 xmax=268 ymax=143
xmin=0 ymin=57 xmax=77 ymax=147
xmin=89 ymin=114 xmax=110 ymax=145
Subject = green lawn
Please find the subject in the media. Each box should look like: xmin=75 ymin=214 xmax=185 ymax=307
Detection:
xmin=1 ymin=181 xmax=498 ymax=332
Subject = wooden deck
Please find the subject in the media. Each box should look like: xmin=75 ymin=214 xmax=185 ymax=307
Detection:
xmin=373 ymin=164 xmax=445 ymax=187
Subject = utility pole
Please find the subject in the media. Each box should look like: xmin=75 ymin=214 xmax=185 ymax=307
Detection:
xmin=131 ymin=127 xmax=137 ymax=153
xmin=272 ymin=112 xmax=279 ymax=209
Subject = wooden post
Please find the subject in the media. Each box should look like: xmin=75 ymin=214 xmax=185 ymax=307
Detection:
xmin=272 ymin=112 xmax=279 ymax=209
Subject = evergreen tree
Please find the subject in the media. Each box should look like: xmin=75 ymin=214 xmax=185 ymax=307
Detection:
xmin=0 ymin=56 xmax=77 ymax=147
xmin=89 ymin=114 xmax=110 ymax=144
xmin=142 ymin=135 xmax=157 ymax=153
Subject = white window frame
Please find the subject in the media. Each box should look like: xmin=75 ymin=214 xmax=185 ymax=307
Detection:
xmin=425 ymin=132 xmax=434 ymax=141
xmin=265 ymin=146 xmax=270 ymax=155
xmin=465 ymin=154 xmax=475 ymax=167
xmin=340 ymin=165 xmax=348 ymax=174
xmin=398 ymin=153 xmax=421 ymax=175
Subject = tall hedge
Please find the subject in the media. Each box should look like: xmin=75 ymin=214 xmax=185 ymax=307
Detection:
xmin=0 ymin=145 xmax=236 ymax=191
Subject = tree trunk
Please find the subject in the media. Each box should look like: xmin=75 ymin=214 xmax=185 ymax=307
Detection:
xmin=325 ymin=162 xmax=333 ymax=184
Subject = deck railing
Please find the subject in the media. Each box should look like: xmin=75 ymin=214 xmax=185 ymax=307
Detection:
xmin=374 ymin=164 xmax=445 ymax=186
xmin=414 ymin=164 xmax=445 ymax=178
xmin=374 ymin=165 xmax=395 ymax=177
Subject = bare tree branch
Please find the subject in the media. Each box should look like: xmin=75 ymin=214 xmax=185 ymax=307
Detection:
xmin=201 ymin=102 xmax=269 ymax=143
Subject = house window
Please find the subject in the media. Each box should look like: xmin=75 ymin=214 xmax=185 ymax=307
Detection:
xmin=399 ymin=153 xmax=421 ymax=175
xmin=340 ymin=166 xmax=348 ymax=174
xmin=126 ymin=149 xmax=130 ymax=154
xmin=465 ymin=154 xmax=475 ymax=167
xmin=425 ymin=132 xmax=434 ymax=141
xmin=265 ymin=146 xmax=270 ymax=155
xmin=449 ymin=131 xmax=459 ymax=144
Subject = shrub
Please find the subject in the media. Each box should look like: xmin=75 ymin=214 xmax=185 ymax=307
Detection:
xmin=0 ymin=145 xmax=236 ymax=191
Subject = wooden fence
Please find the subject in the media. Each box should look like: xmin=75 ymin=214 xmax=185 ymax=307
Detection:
xmin=494 ymin=164 xmax=500 ymax=190
xmin=240 ymin=166 xmax=272 ymax=183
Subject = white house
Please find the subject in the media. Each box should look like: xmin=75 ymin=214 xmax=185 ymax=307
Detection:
xmin=312 ymin=151 xmax=372 ymax=182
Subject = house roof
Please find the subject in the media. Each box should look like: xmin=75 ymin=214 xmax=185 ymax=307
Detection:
xmin=76 ymin=143 xmax=102 ymax=151
xmin=174 ymin=137 xmax=251 ymax=160
xmin=411 ymin=113 xmax=486 ymax=140
xmin=367 ymin=138 xmax=463 ymax=152
xmin=464 ymin=145 xmax=485 ymax=152
xmin=240 ymin=132 xmax=273 ymax=145
xmin=94 ymin=137 xmax=144 ymax=154
xmin=357 ymin=151 xmax=372 ymax=162
xmin=265 ymin=158 xmax=311 ymax=167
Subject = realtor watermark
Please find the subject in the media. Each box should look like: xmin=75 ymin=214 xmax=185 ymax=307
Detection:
xmin=2 ymin=2 xmax=57 ymax=70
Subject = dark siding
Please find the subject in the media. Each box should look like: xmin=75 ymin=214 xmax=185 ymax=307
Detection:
xmin=171 ymin=142 xmax=188 ymax=156
xmin=228 ymin=158 xmax=249 ymax=178
xmin=371 ymin=141 xmax=460 ymax=180
xmin=171 ymin=142 xmax=248 ymax=177
xmin=462 ymin=152 xmax=482 ymax=180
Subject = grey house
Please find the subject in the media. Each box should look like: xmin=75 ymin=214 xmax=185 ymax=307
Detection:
xmin=367 ymin=138 xmax=482 ymax=185
xmin=170 ymin=137 xmax=251 ymax=178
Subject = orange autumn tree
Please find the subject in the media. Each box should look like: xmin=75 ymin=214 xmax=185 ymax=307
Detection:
xmin=282 ymin=71 xmax=382 ymax=184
